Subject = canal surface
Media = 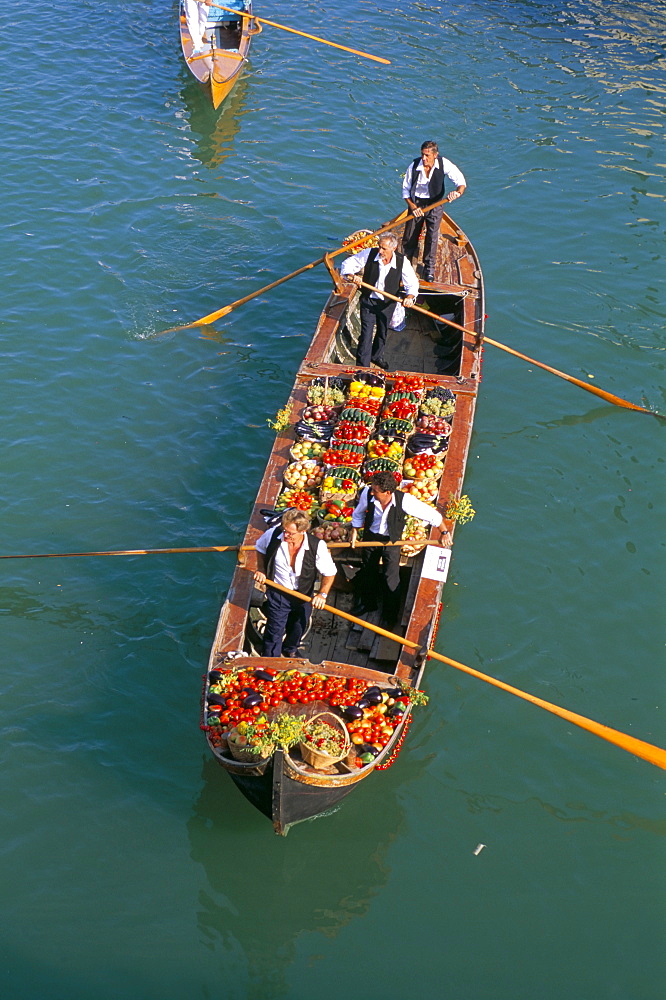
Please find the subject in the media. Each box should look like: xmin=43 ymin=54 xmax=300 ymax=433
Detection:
xmin=1 ymin=1 xmax=664 ymax=997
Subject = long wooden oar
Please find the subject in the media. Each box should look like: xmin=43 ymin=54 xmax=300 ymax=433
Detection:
xmin=482 ymin=334 xmax=660 ymax=416
xmin=203 ymin=3 xmax=390 ymax=64
xmin=354 ymin=278 xmax=659 ymax=416
xmin=0 ymin=539 xmax=436 ymax=561
xmin=156 ymin=206 xmax=410 ymax=335
xmin=263 ymin=578 xmax=666 ymax=770
xmin=157 ymin=195 xmax=456 ymax=336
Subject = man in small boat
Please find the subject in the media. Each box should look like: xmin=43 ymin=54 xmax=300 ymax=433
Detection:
xmin=184 ymin=0 xmax=212 ymax=53
xmin=349 ymin=471 xmax=451 ymax=629
xmin=401 ymin=141 xmax=467 ymax=282
xmin=184 ymin=0 xmax=247 ymax=53
xmin=340 ymin=233 xmax=419 ymax=370
xmin=254 ymin=509 xmax=337 ymax=658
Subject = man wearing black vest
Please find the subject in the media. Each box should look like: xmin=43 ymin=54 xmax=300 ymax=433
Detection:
xmin=350 ymin=471 xmax=451 ymax=628
xmin=340 ymin=233 xmax=419 ymax=369
xmin=402 ymin=140 xmax=466 ymax=282
xmin=254 ymin=509 xmax=337 ymax=658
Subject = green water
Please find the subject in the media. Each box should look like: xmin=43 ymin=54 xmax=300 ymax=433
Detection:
xmin=1 ymin=1 xmax=664 ymax=997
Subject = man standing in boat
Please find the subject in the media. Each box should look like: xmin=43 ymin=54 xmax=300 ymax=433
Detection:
xmin=184 ymin=0 xmax=211 ymax=53
xmin=340 ymin=233 xmax=419 ymax=370
xmin=402 ymin=141 xmax=466 ymax=282
xmin=254 ymin=509 xmax=337 ymax=658
xmin=350 ymin=471 xmax=451 ymax=629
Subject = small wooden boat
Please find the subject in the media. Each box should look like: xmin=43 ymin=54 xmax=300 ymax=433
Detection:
xmin=180 ymin=0 xmax=254 ymax=109
xmin=202 ymin=211 xmax=485 ymax=833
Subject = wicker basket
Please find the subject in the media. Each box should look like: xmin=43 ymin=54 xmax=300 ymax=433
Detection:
xmin=299 ymin=712 xmax=351 ymax=770
xmin=289 ymin=441 xmax=326 ymax=463
xmin=226 ymin=730 xmax=273 ymax=763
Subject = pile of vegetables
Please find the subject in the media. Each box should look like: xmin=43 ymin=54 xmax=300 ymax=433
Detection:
xmin=275 ymin=373 xmax=458 ymax=545
xmin=415 ymin=414 xmax=452 ymax=436
xmin=366 ymin=438 xmax=404 ymax=463
xmin=276 ymin=488 xmax=318 ymax=512
xmin=321 ymin=446 xmax=364 ymax=468
xmin=317 ymin=501 xmax=355 ymax=523
xmin=290 ymin=440 xmax=326 ymax=461
xmin=300 ymin=718 xmax=347 ymax=759
xmin=204 ymin=666 xmax=428 ymax=769
xmin=402 ymin=453 xmax=445 ymax=482
xmin=312 ymin=522 xmax=352 ymax=543
xmin=283 ymin=459 xmax=325 ymax=489
xmin=303 ymin=403 xmax=340 ymax=423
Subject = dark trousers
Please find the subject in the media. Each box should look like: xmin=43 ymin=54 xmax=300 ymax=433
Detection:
xmin=357 ymin=297 xmax=396 ymax=367
xmin=263 ymin=587 xmax=312 ymax=657
xmin=354 ymin=530 xmax=402 ymax=624
xmin=402 ymin=199 xmax=444 ymax=274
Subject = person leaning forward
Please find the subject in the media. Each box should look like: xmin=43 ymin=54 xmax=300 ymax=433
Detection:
xmin=339 ymin=233 xmax=419 ymax=370
xmin=349 ymin=471 xmax=451 ymax=629
xmin=402 ymin=140 xmax=466 ymax=282
xmin=254 ymin=509 xmax=337 ymax=658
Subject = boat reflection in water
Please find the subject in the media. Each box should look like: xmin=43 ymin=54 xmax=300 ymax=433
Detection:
xmin=178 ymin=73 xmax=251 ymax=173
xmin=187 ymin=755 xmax=411 ymax=994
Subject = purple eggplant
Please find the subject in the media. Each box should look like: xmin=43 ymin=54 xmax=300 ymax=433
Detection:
xmin=342 ymin=705 xmax=364 ymax=722
xmin=242 ymin=692 xmax=263 ymax=709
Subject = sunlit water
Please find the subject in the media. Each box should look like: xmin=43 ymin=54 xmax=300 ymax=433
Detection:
xmin=0 ymin=1 xmax=664 ymax=997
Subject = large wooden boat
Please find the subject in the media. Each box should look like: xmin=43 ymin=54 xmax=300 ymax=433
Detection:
xmin=202 ymin=210 xmax=485 ymax=833
xmin=180 ymin=0 xmax=254 ymax=109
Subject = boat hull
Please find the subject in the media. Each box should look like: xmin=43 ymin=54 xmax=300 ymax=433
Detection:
xmin=222 ymin=750 xmax=362 ymax=834
xmin=204 ymin=211 xmax=485 ymax=831
xmin=180 ymin=1 xmax=253 ymax=109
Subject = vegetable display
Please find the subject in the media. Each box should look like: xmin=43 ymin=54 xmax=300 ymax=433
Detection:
xmin=321 ymin=446 xmax=364 ymax=468
xmin=276 ymin=488 xmax=318 ymax=512
xmin=283 ymin=459 xmax=325 ymax=489
xmin=276 ymin=375 xmax=457 ymax=538
xmin=415 ymin=415 xmax=452 ymax=435
xmin=333 ymin=419 xmax=372 ymax=443
xmin=303 ymin=403 xmax=340 ymax=424
xmin=204 ymin=667 xmax=428 ymax=769
xmin=317 ymin=502 xmax=355 ymax=523
xmin=401 ymin=479 xmax=438 ymax=502
xmin=402 ymin=454 xmax=445 ymax=481
xmin=290 ymin=440 xmax=326 ymax=461
xmin=366 ymin=438 xmax=404 ymax=463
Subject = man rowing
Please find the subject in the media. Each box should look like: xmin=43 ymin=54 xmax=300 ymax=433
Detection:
xmin=402 ymin=140 xmax=466 ymax=282
xmin=340 ymin=232 xmax=419 ymax=370
xmin=254 ymin=509 xmax=336 ymax=658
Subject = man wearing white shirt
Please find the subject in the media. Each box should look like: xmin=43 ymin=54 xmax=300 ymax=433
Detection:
xmin=254 ymin=510 xmax=337 ymax=657
xmin=350 ymin=471 xmax=451 ymax=627
xmin=340 ymin=233 xmax=419 ymax=369
xmin=402 ymin=140 xmax=466 ymax=282
xmin=184 ymin=0 xmax=211 ymax=53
